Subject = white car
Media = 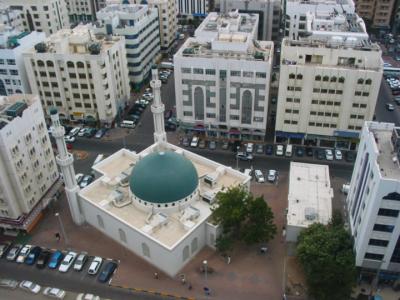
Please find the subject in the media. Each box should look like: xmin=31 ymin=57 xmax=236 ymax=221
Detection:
xmin=254 ymin=170 xmax=265 ymax=183
xmin=275 ymin=145 xmax=284 ymax=156
xmin=76 ymin=294 xmax=100 ymax=300
xmin=325 ymin=149 xmax=334 ymax=161
xmin=190 ymin=136 xmax=199 ymax=147
xmin=69 ymin=127 xmax=81 ymax=137
xmin=64 ymin=135 xmax=75 ymax=143
xmin=334 ymin=149 xmax=342 ymax=160
xmin=59 ymin=251 xmax=77 ymax=273
xmin=75 ymin=173 xmax=84 ymax=184
xmin=43 ymin=287 xmax=66 ymax=299
xmin=19 ymin=280 xmax=41 ymax=294
xmin=267 ymin=170 xmax=277 ymax=182
xmin=88 ymin=256 xmax=103 ymax=275
xmin=77 ymin=128 xmax=86 ymax=137
xmin=246 ymin=143 xmax=254 ymax=153
xmin=16 ymin=245 xmax=32 ymax=263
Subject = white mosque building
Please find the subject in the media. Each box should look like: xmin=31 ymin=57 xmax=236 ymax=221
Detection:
xmin=51 ymin=66 xmax=250 ymax=276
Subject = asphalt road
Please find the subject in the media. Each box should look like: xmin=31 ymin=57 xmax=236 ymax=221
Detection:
xmin=375 ymin=78 xmax=400 ymax=126
xmin=0 ymin=260 xmax=170 ymax=300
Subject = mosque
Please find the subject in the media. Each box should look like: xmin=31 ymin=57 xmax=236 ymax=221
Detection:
xmin=51 ymin=66 xmax=250 ymax=276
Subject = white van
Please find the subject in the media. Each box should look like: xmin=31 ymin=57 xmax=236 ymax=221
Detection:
xmin=285 ymin=144 xmax=293 ymax=157
xmin=120 ymin=120 xmax=135 ymax=128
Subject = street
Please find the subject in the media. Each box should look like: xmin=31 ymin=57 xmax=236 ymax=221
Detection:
xmin=375 ymin=78 xmax=400 ymax=126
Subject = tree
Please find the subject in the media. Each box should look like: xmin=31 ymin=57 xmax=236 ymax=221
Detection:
xmin=212 ymin=186 xmax=277 ymax=252
xmin=297 ymin=222 xmax=356 ymax=300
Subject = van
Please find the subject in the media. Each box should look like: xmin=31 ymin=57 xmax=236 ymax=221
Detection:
xmin=285 ymin=144 xmax=293 ymax=157
xmin=120 ymin=120 xmax=135 ymax=129
xmin=93 ymin=154 xmax=104 ymax=166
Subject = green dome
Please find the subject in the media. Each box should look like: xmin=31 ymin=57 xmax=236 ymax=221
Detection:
xmin=130 ymin=151 xmax=198 ymax=204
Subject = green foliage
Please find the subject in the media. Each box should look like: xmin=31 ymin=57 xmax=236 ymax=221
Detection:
xmin=212 ymin=186 xmax=277 ymax=253
xmin=297 ymin=223 xmax=356 ymax=300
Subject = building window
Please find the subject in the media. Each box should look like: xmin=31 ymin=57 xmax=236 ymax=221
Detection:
xmin=243 ymin=71 xmax=253 ymax=78
xmin=194 ymin=87 xmax=204 ymax=120
xmin=383 ymin=192 xmax=400 ymax=201
xmin=365 ymin=79 xmax=372 ymax=85
xmin=373 ymin=223 xmax=394 ymax=232
xmin=330 ymin=76 xmax=337 ymax=82
xmin=181 ymin=68 xmax=191 ymax=73
xmin=205 ymin=69 xmax=215 ymax=75
xmin=97 ymin=215 xmax=104 ymax=228
xmin=182 ymin=245 xmax=189 ymax=261
xmin=369 ymin=239 xmax=389 ymax=247
xmin=315 ymin=75 xmax=321 ymax=81
xmin=364 ymin=253 xmax=384 ymax=261
xmin=338 ymin=77 xmax=345 ymax=83
xmin=119 ymin=228 xmax=127 ymax=243
xmin=193 ymin=68 xmax=203 ymax=74
xmin=357 ymin=78 xmax=364 ymax=84
xmin=378 ymin=208 xmax=399 ymax=217
xmin=142 ymin=243 xmax=150 ymax=258
xmin=191 ymin=238 xmax=198 ymax=254
xmin=256 ymin=72 xmax=266 ymax=78
xmin=230 ymin=70 xmax=241 ymax=77
xmin=241 ymin=90 xmax=252 ymax=124
xmin=289 ymin=73 xmax=296 ymax=79
xmin=323 ymin=76 xmax=329 ymax=82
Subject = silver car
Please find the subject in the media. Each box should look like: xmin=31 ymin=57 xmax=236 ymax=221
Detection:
xmin=73 ymin=252 xmax=88 ymax=271
xmin=0 ymin=279 xmax=18 ymax=289
xmin=19 ymin=280 xmax=41 ymax=294
xmin=87 ymin=256 xmax=102 ymax=275
xmin=43 ymin=287 xmax=66 ymax=299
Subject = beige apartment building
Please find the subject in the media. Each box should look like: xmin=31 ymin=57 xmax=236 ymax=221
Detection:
xmin=355 ymin=0 xmax=395 ymax=28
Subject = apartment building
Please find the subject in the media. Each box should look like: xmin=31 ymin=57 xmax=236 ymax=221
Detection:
xmin=355 ymin=0 xmax=395 ymax=29
xmin=346 ymin=122 xmax=400 ymax=276
xmin=176 ymin=0 xmax=209 ymax=18
xmin=65 ymin=0 xmax=104 ymax=24
xmin=94 ymin=4 xmax=160 ymax=88
xmin=0 ymin=28 xmax=46 ymax=96
xmin=107 ymin=0 xmax=177 ymax=52
xmin=284 ymin=0 xmax=355 ymax=40
xmin=220 ymin=0 xmax=281 ymax=41
xmin=276 ymin=11 xmax=382 ymax=150
xmin=0 ymin=94 xmax=58 ymax=232
xmin=3 ymin=0 xmax=70 ymax=36
xmin=174 ymin=11 xmax=273 ymax=141
xmin=23 ymin=25 xmax=130 ymax=126
xmin=0 ymin=5 xmax=24 ymax=30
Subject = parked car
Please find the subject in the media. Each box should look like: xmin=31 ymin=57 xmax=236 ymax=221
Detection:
xmin=75 ymin=173 xmax=84 ymax=184
xmin=209 ymin=141 xmax=217 ymax=150
xmin=198 ymin=139 xmax=206 ymax=149
xmin=386 ymin=103 xmax=395 ymax=111
xmin=316 ymin=149 xmax=325 ymax=160
xmin=76 ymin=294 xmax=100 ymax=300
xmin=19 ymin=280 xmax=41 ymax=294
xmin=25 ymin=246 xmax=42 ymax=265
xmin=7 ymin=245 xmax=22 ymax=262
xmin=36 ymin=250 xmax=52 ymax=269
xmin=346 ymin=151 xmax=356 ymax=162
xmin=59 ymin=251 xmax=77 ymax=273
xmin=77 ymin=128 xmax=87 ymax=137
xmin=236 ymin=152 xmax=253 ymax=161
xmin=335 ymin=149 xmax=343 ymax=160
xmin=79 ymin=175 xmax=94 ymax=188
xmin=221 ymin=141 xmax=229 ymax=150
xmin=296 ymin=147 xmax=304 ymax=157
xmin=48 ymin=251 xmax=64 ymax=269
xmin=275 ymin=145 xmax=284 ymax=156
xmin=265 ymin=144 xmax=273 ymax=155
xmin=325 ymin=149 xmax=334 ymax=161
xmin=306 ymin=147 xmax=314 ymax=157
xmin=267 ymin=170 xmax=278 ymax=182
xmin=73 ymin=252 xmax=88 ymax=271
xmin=0 ymin=242 xmax=12 ymax=258
xmin=16 ymin=245 xmax=32 ymax=263
xmin=43 ymin=287 xmax=66 ymax=299
xmin=88 ymin=256 xmax=103 ymax=275
xmin=69 ymin=127 xmax=81 ymax=137
xmin=0 ymin=278 xmax=18 ymax=289
xmin=182 ymin=137 xmax=190 ymax=147
xmin=255 ymin=144 xmax=263 ymax=154
xmin=98 ymin=261 xmax=118 ymax=283
xmin=84 ymin=128 xmax=97 ymax=138
xmin=254 ymin=170 xmax=265 ymax=183
xmin=64 ymin=135 xmax=75 ymax=143
xmin=95 ymin=129 xmax=106 ymax=139
xmin=190 ymin=136 xmax=199 ymax=147
xmin=246 ymin=143 xmax=254 ymax=153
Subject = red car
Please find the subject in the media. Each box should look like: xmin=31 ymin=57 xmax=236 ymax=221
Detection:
xmin=66 ymin=143 xmax=73 ymax=150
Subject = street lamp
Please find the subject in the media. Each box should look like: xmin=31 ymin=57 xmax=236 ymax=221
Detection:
xmin=203 ymin=260 xmax=208 ymax=283
xmin=55 ymin=212 xmax=69 ymax=245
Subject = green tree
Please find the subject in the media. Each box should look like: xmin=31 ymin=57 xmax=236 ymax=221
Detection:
xmin=211 ymin=186 xmax=277 ymax=250
xmin=297 ymin=223 xmax=356 ymax=300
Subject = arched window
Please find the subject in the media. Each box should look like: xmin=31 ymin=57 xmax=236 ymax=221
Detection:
xmin=383 ymin=192 xmax=400 ymax=201
xmin=46 ymin=60 xmax=54 ymax=67
xmin=323 ymin=76 xmax=329 ymax=82
xmin=241 ymin=90 xmax=252 ymax=125
xmin=330 ymin=76 xmax=337 ymax=82
xmin=119 ymin=228 xmax=126 ymax=243
xmin=296 ymin=74 xmax=303 ymax=80
xmin=77 ymin=62 xmax=85 ymax=69
xmin=182 ymin=245 xmax=189 ymax=262
xmin=191 ymin=237 xmax=198 ymax=254
xmin=365 ymin=79 xmax=372 ymax=85
xmin=37 ymin=60 xmax=45 ymax=67
xmin=194 ymin=87 xmax=204 ymax=120
xmin=357 ymin=78 xmax=364 ymax=84
xmin=66 ymin=61 xmax=74 ymax=68
xmin=15 ymin=89 xmax=22 ymax=94
xmin=142 ymin=243 xmax=150 ymax=258
xmin=97 ymin=215 xmax=104 ymax=228
xmin=315 ymin=75 xmax=321 ymax=81
xmin=289 ymin=73 xmax=295 ymax=79
xmin=338 ymin=77 xmax=345 ymax=83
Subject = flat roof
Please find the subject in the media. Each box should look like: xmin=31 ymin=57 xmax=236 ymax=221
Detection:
xmin=80 ymin=142 xmax=249 ymax=250
xmin=287 ymin=162 xmax=333 ymax=228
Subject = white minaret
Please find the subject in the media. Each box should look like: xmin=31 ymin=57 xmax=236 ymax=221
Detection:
xmin=150 ymin=66 xmax=167 ymax=144
xmin=50 ymin=108 xmax=85 ymax=225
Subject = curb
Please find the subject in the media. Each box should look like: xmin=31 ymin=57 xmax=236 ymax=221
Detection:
xmin=111 ymin=284 xmax=196 ymax=300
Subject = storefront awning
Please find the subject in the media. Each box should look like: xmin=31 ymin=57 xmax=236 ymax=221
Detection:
xmin=333 ymin=130 xmax=360 ymax=138
xmin=275 ymin=131 xmax=305 ymax=139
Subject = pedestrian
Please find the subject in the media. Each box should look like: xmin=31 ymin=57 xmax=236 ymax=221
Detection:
xmin=227 ymin=255 xmax=231 ymax=264
xmin=154 ymin=272 xmax=159 ymax=279
xmin=55 ymin=232 xmax=60 ymax=242
xmin=181 ymin=277 xmax=186 ymax=285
